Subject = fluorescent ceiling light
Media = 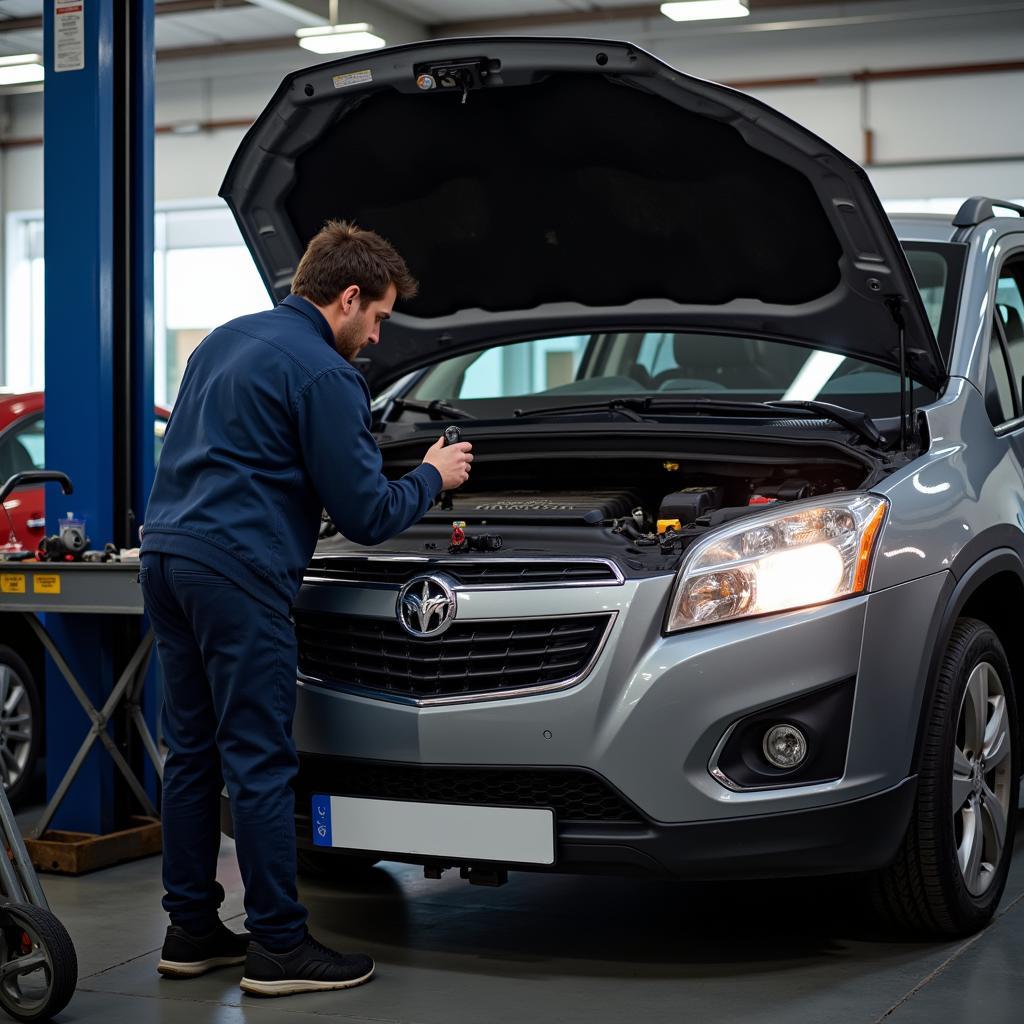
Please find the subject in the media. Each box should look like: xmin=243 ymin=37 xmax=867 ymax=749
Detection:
xmin=0 ymin=53 xmax=43 ymax=86
xmin=296 ymin=23 xmax=385 ymax=54
xmin=661 ymin=0 xmax=749 ymax=22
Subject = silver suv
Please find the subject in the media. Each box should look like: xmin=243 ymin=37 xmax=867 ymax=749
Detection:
xmin=221 ymin=37 xmax=1024 ymax=937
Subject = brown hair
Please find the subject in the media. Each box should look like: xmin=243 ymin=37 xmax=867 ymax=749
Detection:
xmin=291 ymin=220 xmax=418 ymax=306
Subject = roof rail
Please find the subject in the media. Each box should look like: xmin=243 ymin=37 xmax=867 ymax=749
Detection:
xmin=952 ymin=196 xmax=1024 ymax=228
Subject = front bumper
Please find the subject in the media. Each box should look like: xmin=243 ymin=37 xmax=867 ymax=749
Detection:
xmin=221 ymin=771 xmax=917 ymax=878
xmin=273 ymin=568 xmax=948 ymax=877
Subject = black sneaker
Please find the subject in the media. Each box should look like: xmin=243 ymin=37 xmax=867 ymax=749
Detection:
xmin=240 ymin=934 xmax=375 ymax=996
xmin=157 ymin=922 xmax=250 ymax=978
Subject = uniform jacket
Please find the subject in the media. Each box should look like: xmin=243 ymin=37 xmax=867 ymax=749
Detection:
xmin=141 ymin=294 xmax=441 ymax=613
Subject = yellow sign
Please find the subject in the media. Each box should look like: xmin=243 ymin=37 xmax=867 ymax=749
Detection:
xmin=33 ymin=575 xmax=61 ymax=595
xmin=0 ymin=575 xmax=26 ymax=594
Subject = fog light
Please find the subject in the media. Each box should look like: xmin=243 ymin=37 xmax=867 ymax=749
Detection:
xmin=763 ymin=724 xmax=807 ymax=769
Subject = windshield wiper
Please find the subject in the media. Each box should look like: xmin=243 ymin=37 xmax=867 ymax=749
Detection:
xmin=638 ymin=396 xmax=886 ymax=447
xmin=762 ymin=400 xmax=885 ymax=448
xmin=391 ymin=397 xmax=475 ymax=420
xmin=513 ymin=396 xmax=885 ymax=447
xmin=513 ymin=400 xmax=648 ymax=422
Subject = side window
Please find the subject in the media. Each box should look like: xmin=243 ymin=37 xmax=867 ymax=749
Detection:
xmin=0 ymin=415 xmax=45 ymax=483
xmin=995 ymin=256 xmax=1024 ymax=419
xmin=986 ymin=329 xmax=1015 ymax=425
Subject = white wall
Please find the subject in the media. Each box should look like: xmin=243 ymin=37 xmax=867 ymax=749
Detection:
xmin=2 ymin=1 xmax=1022 ymax=213
xmin=1 ymin=1 xmax=1021 ymax=213
xmin=0 ymin=0 xmax=1019 ymax=387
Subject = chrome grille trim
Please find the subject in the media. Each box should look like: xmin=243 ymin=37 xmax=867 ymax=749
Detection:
xmin=296 ymin=611 xmax=617 ymax=707
xmin=303 ymin=555 xmax=624 ymax=589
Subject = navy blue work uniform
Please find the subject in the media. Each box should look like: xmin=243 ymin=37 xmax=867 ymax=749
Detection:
xmin=140 ymin=294 xmax=441 ymax=951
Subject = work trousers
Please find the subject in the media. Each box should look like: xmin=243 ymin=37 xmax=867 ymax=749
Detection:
xmin=140 ymin=552 xmax=307 ymax=951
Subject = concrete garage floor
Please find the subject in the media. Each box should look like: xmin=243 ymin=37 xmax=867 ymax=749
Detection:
xmin=16 ymin=807 xmax=1024 ymax=1024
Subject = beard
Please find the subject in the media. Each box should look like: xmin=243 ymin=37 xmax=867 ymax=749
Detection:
xmin=334 ymin=318 xmax=366 ymax=362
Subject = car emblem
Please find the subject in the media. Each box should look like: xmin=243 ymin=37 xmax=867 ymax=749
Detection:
xmin=397 ymin=574 xmax=457 ymax=638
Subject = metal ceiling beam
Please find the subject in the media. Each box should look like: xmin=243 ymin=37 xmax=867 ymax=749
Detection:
xmin=156 ymin=34 xmax=298 ymax=59
xmin=0 ymin=0 xmax=249 ymax=34
xmin=0 ymin=0 xmax=894 ymax=36
xmin=3 ymin=0 xmax=1021 ymax=63
xmin=1 ymin=52 xmax=1020 ymax=132
xmin=243 ymin=0 xmax=325 ymax=26
xmin=427 ymin=0 xmax=883 ymax=35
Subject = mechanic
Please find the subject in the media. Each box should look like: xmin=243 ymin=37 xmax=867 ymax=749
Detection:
xmin=138 ymin=221 xmax=472 ymax=996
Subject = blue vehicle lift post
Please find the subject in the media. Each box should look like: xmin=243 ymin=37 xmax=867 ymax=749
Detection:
xmin=42 ymin=0 xmax=156 ymax=835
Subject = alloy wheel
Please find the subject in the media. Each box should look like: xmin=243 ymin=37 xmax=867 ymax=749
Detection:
xmin=952 ymin=661 xmax=1013 ymax=897
xmin=0 ymin=665 xmax=33 ymax=794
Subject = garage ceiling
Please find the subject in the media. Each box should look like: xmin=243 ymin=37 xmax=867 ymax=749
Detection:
xmin=0 ymin=0 xmax=1017 ymax=60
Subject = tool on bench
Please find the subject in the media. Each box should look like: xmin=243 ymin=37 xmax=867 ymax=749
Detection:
xmin=0 ymin=472 xmax=74 ymax=562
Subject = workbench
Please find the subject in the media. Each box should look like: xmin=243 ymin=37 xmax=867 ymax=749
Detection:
xmin=0 ymin=562 xmax=162 ymax=841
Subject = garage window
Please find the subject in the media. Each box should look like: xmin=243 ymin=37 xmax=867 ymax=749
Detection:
xmin=4 ymin=204 xmax=270 ymax=406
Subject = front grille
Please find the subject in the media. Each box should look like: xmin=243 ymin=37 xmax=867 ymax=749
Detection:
xmin=296 ymin=757 xmax=644 ymax=824
xmin=296 ymin=611 xmax=612 ymax=701
xmin=305 ymin=557 xmax=620 ymax=587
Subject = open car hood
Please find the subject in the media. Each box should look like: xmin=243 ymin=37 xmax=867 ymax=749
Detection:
xmin=220 ymin=37 xmax=944 ymax=392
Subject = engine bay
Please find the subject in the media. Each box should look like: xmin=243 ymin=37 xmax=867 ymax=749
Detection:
xmin=318 ymin=445 xmax=874 ymax=572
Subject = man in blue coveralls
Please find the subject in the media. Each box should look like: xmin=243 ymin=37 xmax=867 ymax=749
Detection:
xmin=139 ymin=221 xmax=472 ymax=997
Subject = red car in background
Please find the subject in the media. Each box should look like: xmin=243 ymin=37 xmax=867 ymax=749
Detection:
xmin=0 ymin=391 xmax=168 ymax=803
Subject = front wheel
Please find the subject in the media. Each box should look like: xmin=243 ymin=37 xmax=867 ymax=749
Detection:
xmin=872 ymin=618 xmax=1020 ymax=936
xmin=0 ymin=902 xmax=77 ymax=1022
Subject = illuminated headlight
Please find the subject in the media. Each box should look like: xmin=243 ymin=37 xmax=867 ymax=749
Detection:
xmin=665 ymin=493 xmax=888 ymax=632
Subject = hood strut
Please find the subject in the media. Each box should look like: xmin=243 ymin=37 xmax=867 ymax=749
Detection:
xmin=886 ymin=295 xmax=911 ymax=451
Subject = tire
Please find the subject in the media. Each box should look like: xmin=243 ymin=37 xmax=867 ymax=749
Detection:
xmin=297 ymin=848 xmax=379 ymax=881
xmin=871 ymin=617 xmax=1020 ymax=936
xmin=0 ymin=902 xmax=77 ymax=1022
xmin=0 ymin=647 xmax=42 ymax=808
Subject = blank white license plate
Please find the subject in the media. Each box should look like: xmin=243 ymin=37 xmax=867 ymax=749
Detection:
xmin=312 ymin=794 xmax=555 ymax=865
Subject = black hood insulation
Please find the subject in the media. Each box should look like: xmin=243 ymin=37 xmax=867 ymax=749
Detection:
xmin=283 ymin=74 xmax=843 ymax=318
xmin=221 ymin=37 xmax=944 ymax=391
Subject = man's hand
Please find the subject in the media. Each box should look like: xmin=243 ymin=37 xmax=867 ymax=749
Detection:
xmin=423 ymin=436 xmax=473 ymax=490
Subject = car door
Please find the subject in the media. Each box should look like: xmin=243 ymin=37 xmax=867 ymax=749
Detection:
xmin=0 ymin=414 xmax=46 ymax=551
xmin=0 ymin=409 xmax=169 ymax=553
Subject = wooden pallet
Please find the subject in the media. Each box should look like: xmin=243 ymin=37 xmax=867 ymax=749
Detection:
xmin=24 ymin=817 xmax=161 ymax=875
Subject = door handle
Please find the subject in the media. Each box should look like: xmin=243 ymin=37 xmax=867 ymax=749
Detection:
xmin=26 ymin=517 xmax=45 ymax=529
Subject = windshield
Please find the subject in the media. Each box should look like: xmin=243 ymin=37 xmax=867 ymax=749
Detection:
xmin=407 ymin=333 xmax=932 ymax=419
xmin=403 ymin=242 xmax=958 ymax=420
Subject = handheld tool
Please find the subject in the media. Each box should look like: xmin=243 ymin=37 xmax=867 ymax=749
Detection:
xmin=440 ymin=425 xmax=461 ymax=511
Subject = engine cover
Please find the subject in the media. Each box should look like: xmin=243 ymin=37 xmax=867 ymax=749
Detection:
xmin=422 ymin=490 xmax=638 ymax=525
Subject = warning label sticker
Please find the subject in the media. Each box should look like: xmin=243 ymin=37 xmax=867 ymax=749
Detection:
xmin=33 ymin=575 xmax=61 ymax=595
xmin=333 ymin=69 xmax=373 ymax=90
xmin=55 ymin=0 xmax=85 ymax=73
xmin=0 ymin=575 xmax=26 ymax=595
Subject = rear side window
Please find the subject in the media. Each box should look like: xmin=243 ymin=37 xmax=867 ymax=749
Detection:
xmin=997 ymin=258 xmax=1024 ymax=364
xmin=986 ymin=329 xmax=1016 ymax=425
xmin=990 ymin=255 xmax=1024 ymax=425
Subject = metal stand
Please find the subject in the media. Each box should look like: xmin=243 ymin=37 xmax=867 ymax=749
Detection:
xmin=24 ymin=614 xmax=162 ymax=838
xmin=0 ymin=561 xmax=163 ymax=840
